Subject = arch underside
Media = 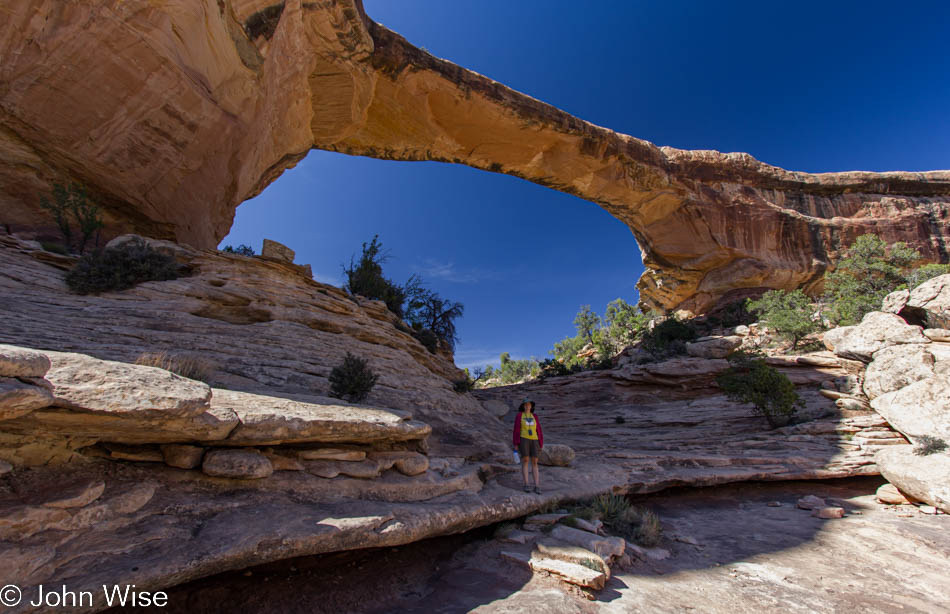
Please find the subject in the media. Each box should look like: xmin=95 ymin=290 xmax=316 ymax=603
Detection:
xmin=1 ymin=0 xmax=948 ymax=313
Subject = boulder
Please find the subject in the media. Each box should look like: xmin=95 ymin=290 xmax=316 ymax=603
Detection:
xmin=812 ymin=507 xmax=845 ymax=519
xmin=903 ymin=274 xmax=950 ymax=329
xmin=876 ymin=483 xmax=913 ymax=505
xmin=161 ymin=444 xmax=205 ymax=469
xmin=881 ymin=289 xmax=910 ymax=314
xmin=43 ymin=350 xmax=212 ymax=416
xmin=822 ymin=326 xmax=855 ymax=352
xmin=876 ymin=446 xmax=950 ymax=513
xmin=830 ymin=312 xmax=929 ymax=362
xmin=538 ymin=444 xmax=575 ymax=467
xmin=202 ymin=449 xmax=273 ymax=479
xmin=368 ymin=451 xmax=429 ymax=476
xmin=549 ymin=524 xmax=625 ymax=561
xmin=0 ymin=377 xmax=54 ymax=420
xmin=262 ymin=450 xmax=305 ymax=471
xmin=0 ymin=344 xmax=51 ymax=378
xmin=305 ymin=459 xmax=382 ymax=479
xmin=686 ymin=335 xmax=742 ymax=358
xmin=863 ymin=345 xmax=935 ymax=400
xmin=796 ymin=495 xmax=825 ymax=510
xmin=536 ymin=539 xmax=610 ymax=577
xmin=0 ymin=460 xmax=11 ymax=475
xmin=261 ymin=239 xmax=295 ymax=263
xmin=870 ymin=377 xmax=950 ymax=442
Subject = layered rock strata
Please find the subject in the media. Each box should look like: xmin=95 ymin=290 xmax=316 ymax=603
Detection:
xmin=2 ymin=1 xmax=948 ymax=312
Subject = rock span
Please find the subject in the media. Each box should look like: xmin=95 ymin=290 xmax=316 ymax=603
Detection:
xmin=2 ymin=1 xmax=948 ymax=312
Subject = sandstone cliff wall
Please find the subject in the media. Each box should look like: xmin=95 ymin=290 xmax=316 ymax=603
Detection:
xmin=2 ymin=0 xmax=948 ymax=312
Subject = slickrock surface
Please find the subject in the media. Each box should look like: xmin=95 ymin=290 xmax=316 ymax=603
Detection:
xmin=131 ymin=479 xmax=950 ymax=614
xmin=2 ymin=2 xmax=948 ymax=311
xmin=0 ymin=234 xmax=502 ymax=459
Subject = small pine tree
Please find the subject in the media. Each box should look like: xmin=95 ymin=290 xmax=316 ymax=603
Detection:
xmin=573 ymin=305 xmax=601 ymax=345
xmin=716 ymin=352 xmax=804 ymax=428
xmin=747 ymin=289 xmax=820 ymax=349
xmin=328 ymin=353 xmax=378 ymax=403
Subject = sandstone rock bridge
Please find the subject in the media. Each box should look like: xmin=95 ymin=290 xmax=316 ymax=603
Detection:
xmin=2 ymin=0 xmax=949 ymax=312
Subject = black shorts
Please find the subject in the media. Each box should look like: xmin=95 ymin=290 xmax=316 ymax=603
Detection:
xmin=518 ymin=439 xmax=540 ymax=459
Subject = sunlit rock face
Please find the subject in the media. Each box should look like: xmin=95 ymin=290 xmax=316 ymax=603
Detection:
xmin=3 ymin=0 xmax=949 ymax=313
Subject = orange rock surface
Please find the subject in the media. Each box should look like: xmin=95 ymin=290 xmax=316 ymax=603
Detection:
xmin=2 ymin=0 xmax=948 ymax=312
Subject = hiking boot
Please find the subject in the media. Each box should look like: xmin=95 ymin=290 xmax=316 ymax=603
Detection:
xmin=534 ymin=486 xmax=541 ymax=494
xmin=523 ymin=485 xmax=531 ymax=493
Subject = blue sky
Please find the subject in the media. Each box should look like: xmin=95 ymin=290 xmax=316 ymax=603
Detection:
xmin=221 ymin=1 xmax=950 ymax=370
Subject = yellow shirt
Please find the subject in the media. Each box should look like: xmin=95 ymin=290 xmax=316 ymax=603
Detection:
xmin=520 ymin=413 xmax=539 ymax=440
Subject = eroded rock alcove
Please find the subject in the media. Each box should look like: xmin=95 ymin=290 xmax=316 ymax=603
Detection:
xmin=2 ymin=0 xmax=948 ymax=313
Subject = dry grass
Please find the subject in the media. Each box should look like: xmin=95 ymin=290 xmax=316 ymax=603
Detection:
xmin=135 ymin=351 xmax=215 ymax=383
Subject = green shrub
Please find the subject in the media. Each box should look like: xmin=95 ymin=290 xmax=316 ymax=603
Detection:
xmin=411 ymin=327 xmax=440 ymax=353
xmin=640 ymin=316 xmax=697 ymax=357
xmin=576 ymin=494 xmax=663 ymax=546
xmin=222 ymin=244 xmax=255 ymax=256
xmin=328 ymin=352 xmax=378 ymax=403
xmin=747 ymin=289 xmax=820 ymax=349
xmin=824 ymin=234 xmax=921 ymax=325
xmin=905 ymin=263 xmax=950 ymax=289
xmin=40 ymin=183 xmax=104 ymax=254
xmin=135 ymin=352 xmax=215 ymax=383
xmin=716 ymin=352 xmax=804 ymax=428
xmin=65 ymin=242 xmax=180 ymax=294
xmin=635 ymin=510 xmax=663 ymax=547
xmin=343 ymin=235 xmax=408 ymax=317
xmin=452 ymin=377 xmax=475 ymax=393
xmin=913 ymin=435 xmax=948 ymax=456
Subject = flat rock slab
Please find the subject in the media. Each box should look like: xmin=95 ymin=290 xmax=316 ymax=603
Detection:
xmin=0 ymin=344 xmax=51 ymax=378
xmin=203 ymin=449 xmax=273 ymax=479
xmin=44 ymin=350 xmax=212 ymax=416
xmin=501 ymin=550 xmax=606 ymax=590
xmin=0 ymin=405 xmax=239 ymax=444
xmin=535 ymin=539 xmax=609 ymax=576
xmin=212 ymin=389 xmax=432 ymax=446
xmin=297 ymin=448 xmax=367 ymax=462
xmin=0 ymin=377 xmax=53 ymax=420
xmin=548 ymin=524 xmax=625 ymax=561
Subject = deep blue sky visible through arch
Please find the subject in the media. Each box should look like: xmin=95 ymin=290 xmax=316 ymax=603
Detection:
xmin=221 ymin=1 xmax=950 ymax=370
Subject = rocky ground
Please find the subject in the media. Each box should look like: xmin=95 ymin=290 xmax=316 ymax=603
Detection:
xmin=108 ymin=477 xmax=950 ymax=614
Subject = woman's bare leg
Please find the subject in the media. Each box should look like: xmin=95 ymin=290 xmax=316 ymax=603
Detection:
xmin=532 ymin=458 xmax=540 ymax=488
xmin=521 ymin=456 xmax=531 ymax=486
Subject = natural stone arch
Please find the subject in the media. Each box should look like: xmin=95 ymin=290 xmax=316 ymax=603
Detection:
xmin=1 ymin=0 xmax=948 ymax=313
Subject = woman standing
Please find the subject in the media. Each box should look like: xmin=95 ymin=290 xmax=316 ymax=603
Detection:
xmin=512 ymin=399 xmax=543 ymax=493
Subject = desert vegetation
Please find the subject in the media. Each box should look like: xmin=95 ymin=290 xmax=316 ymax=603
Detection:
xmin=477 ymin=233 xmax=947 ymax=388
xmin=135 ymin=352 xmax=216 ymax=383
xmin=344 ymin=235 xmax=464 ymax=354
xmin=39 ymin=183 xmax=104 ymax=255
xmin=328 ymin=352 xmax=378 ymax=403
xmin=65 ymin=240 xmax=182 ymax=294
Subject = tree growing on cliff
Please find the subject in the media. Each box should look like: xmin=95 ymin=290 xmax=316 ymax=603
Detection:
xmin=747 ymin=289 xmax=820 ymax=349
xmin=40 ymin=183 xmax=104 ymax=254
xmin=823 ymin=234 xmax=920 ymax=325
xmin=716 ymin=351 xmax=804 ymax=428
xmin=573 ymin=305 xmax=601 ymax=345
xmin=343 ymin=235 xmax=407 ymax=317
